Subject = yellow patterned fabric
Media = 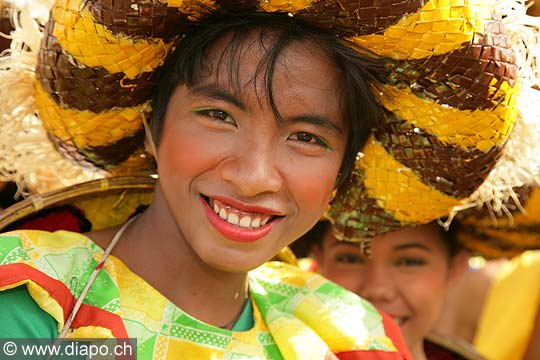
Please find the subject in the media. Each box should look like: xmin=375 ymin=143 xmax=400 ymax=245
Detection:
xmin=473 ymin=250 xmax=540 ymax=360
xmin=0 ymin=230 xmax=411 ymax=359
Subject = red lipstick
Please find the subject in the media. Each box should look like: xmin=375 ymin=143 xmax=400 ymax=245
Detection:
xmin=200 ymin=196 xmax=275 ymax=243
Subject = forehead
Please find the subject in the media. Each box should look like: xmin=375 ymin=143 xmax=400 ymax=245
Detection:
xmin=324 ymin=224 xmax=448 ymax=254
xmin=372 ymin=225 xmax=448 ymax=253
xmin=200 ymin=30 xmax=341 ymax=95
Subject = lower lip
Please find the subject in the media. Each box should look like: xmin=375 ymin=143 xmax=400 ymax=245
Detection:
xmin=201 ymin=197 xmax=275 ymax=243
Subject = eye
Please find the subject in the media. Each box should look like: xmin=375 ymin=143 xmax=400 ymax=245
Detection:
xmin=193 ymin=108 xmax=237 ymax=126
xmin=288 ymin=131 xmax=329 ymax=148
xmin=334 ymin=253 xmax=364 ymax=265
xmin=395 ymin=257 xmax=426 ymax=267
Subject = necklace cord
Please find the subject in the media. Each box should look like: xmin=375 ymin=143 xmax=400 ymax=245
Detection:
xmin=56 ymin=213 xmax=249 ymax=337
xmin=57 ymin=214 xmax=140 ymax=339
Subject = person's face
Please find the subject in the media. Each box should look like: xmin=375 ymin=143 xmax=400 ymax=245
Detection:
xmin=313 ymin=224 xmax=463 ymax=352
xmin=156 ymin=33 xmax=348 ymax=272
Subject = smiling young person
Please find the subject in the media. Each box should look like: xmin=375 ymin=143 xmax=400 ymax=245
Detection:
xmin=0 ymin=10 xmax=412 ymax=360
xmin=305 ymin=221 xmax=469 ymax=360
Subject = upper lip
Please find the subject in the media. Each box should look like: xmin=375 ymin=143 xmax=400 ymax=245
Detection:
xmin=205 ymin=194 xmax=284 ymax=216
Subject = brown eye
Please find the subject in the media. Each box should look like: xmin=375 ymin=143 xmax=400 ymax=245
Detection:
xmin=396 ymin=258 xmax=426 ymax=267
xmin=335 ymin=253 xmax=364 ymax=264
xmin=288 ymin=132 xmax=329 ymax=148
xmin=297 ymin=132 xmax=313 ymax=142
xmin=207 ymin=110 xmax=228 ymax=121
xmin=194 ymin=108 xmax=237 ymax=126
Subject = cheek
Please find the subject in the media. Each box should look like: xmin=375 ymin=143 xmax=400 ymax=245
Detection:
xmin=404 ymin=272 xmax=449 ymax=320
xmin=324 ymin=268 xmax=361 ymax=293
xmin=319 ymin=257 xmax=362 ymax=293
xmin=281 ymin=157 xmax=340 ymax=210
xmin=157 ymin=122 xmax=224 ymax=180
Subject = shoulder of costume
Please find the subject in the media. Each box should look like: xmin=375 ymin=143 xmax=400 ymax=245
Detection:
xmin=249 ymin=261 xmax=412 ymax=359
xmin=0 ymin=229 xmax=101 ymax=267
xmin=0 ymin=229 xmax=127 ymax=338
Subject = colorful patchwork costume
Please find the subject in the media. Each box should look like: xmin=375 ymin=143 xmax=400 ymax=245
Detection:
xmin=0 ymin=230 xmax=410 ymax=359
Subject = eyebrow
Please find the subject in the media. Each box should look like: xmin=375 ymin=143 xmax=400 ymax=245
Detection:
xmin=290 ymin=115 xmax=344 ymax=135
xmin=393 ymin=243 xmax=433 ymax=252
xmin=329 ymin=241 xmax=360 ymax=250
xmin=189 ymin=85 xmax=246 ymax=111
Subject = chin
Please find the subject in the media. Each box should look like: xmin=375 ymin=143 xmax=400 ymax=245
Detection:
xmin=202 ymin=251 xmax=266 ymax=273
xmin=402 ymin=323 xmax=426 ymax=351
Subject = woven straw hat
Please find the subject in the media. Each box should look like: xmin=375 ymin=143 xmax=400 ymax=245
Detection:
xmin=455 ymin=185 xmax=540 ymax=259
xmin=1 ymin=0 xmax=540 ymax=245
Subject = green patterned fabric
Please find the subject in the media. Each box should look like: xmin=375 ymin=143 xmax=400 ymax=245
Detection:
xmin=0 ymin=230 xmax=410 ymax=359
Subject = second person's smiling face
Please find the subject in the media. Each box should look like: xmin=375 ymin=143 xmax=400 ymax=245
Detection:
xmin=155 ymin=31 xmax=349 ymax=272
xmin=313 ymin=224 xmax=465 ymax=356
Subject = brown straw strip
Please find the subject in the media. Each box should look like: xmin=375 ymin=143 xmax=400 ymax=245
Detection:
xmin=36 ymin=29 xmax=159 ymax=112
xmin=387 ymin=20 xmax=517 ymax=111
xmin=87 ymin=0 xmax=189 ymax=41
xmin=328 ymin=168 xmax=405 ymax=240
xmin=48 ymin=127 xmax=146 ymax=169
xmin=216 ymin=0 xmax=260 ymax=12
xmin=458 ymin=228 xmax=540 ymax=259
xmin=297 ymin=0 xmax=425 ymax=37
xmin=374 ymin=111 xmax=503 ymax=198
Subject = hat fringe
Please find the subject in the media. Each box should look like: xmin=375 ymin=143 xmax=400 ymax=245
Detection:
xmin=498 ymin=0 xmax=540 ymax=89
xmin=0 ymin=0 xmax=105 ymax=194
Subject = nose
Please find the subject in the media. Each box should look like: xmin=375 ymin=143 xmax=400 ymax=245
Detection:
xmin=219 ymin=137 xmax=284 ymax=197
xmin=356 ymin=264 xmax=396 ymax=304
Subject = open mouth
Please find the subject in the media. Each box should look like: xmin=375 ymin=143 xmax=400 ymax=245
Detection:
xmin=201 ymin=195 xmax=283 ymax=242
xmin=205 ymin=197 xmax=276 ymax=229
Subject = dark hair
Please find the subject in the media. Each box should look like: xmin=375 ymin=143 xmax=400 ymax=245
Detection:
xmin=436 ymin=220 xmax=462 ymax=258
xmin=290 ymin=220 xmax=331 ymax=257
xmin=152 ymin=11 xmax=388 ymax=187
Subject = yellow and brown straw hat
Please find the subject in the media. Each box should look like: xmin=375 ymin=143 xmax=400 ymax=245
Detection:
xmin=455 ymin=185 xmax=540 ymax=259
xmin=1 ymin=0 xmax=540 ymax=245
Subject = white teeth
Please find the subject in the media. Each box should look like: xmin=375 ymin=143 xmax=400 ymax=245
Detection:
xmin=210 ymin=198 xmax=274 ymax=228
xmin=239 ymin=216 xmax=251 ymax=228
xmin=227 ymin=213 xmax=239 ymax=225
xmin=219 ymin=208 xmax=227 ymax=220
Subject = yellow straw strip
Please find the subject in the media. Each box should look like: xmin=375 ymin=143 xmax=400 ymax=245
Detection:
xmin=34 ymin=81 xmax=150 ymax=148
xmin=350 ymin=0 xmax=495 ymax=59
xmin=378 ymin=82 xmax=518 ymax=151
xmin=52 ymin=0 xmax=174 ymax=79
xmin=360 ymin=136 xmax=462 ymax=224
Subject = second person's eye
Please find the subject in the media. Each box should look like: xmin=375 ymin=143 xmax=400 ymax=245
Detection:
xmin=396 ymin=258 xmax=426 ymax=267
xmin=335 ymin=253 xmax=364 ymax=265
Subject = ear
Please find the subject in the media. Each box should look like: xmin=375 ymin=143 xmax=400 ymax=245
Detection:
xmin=447 ymin=250 xmax=469 ymax=286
